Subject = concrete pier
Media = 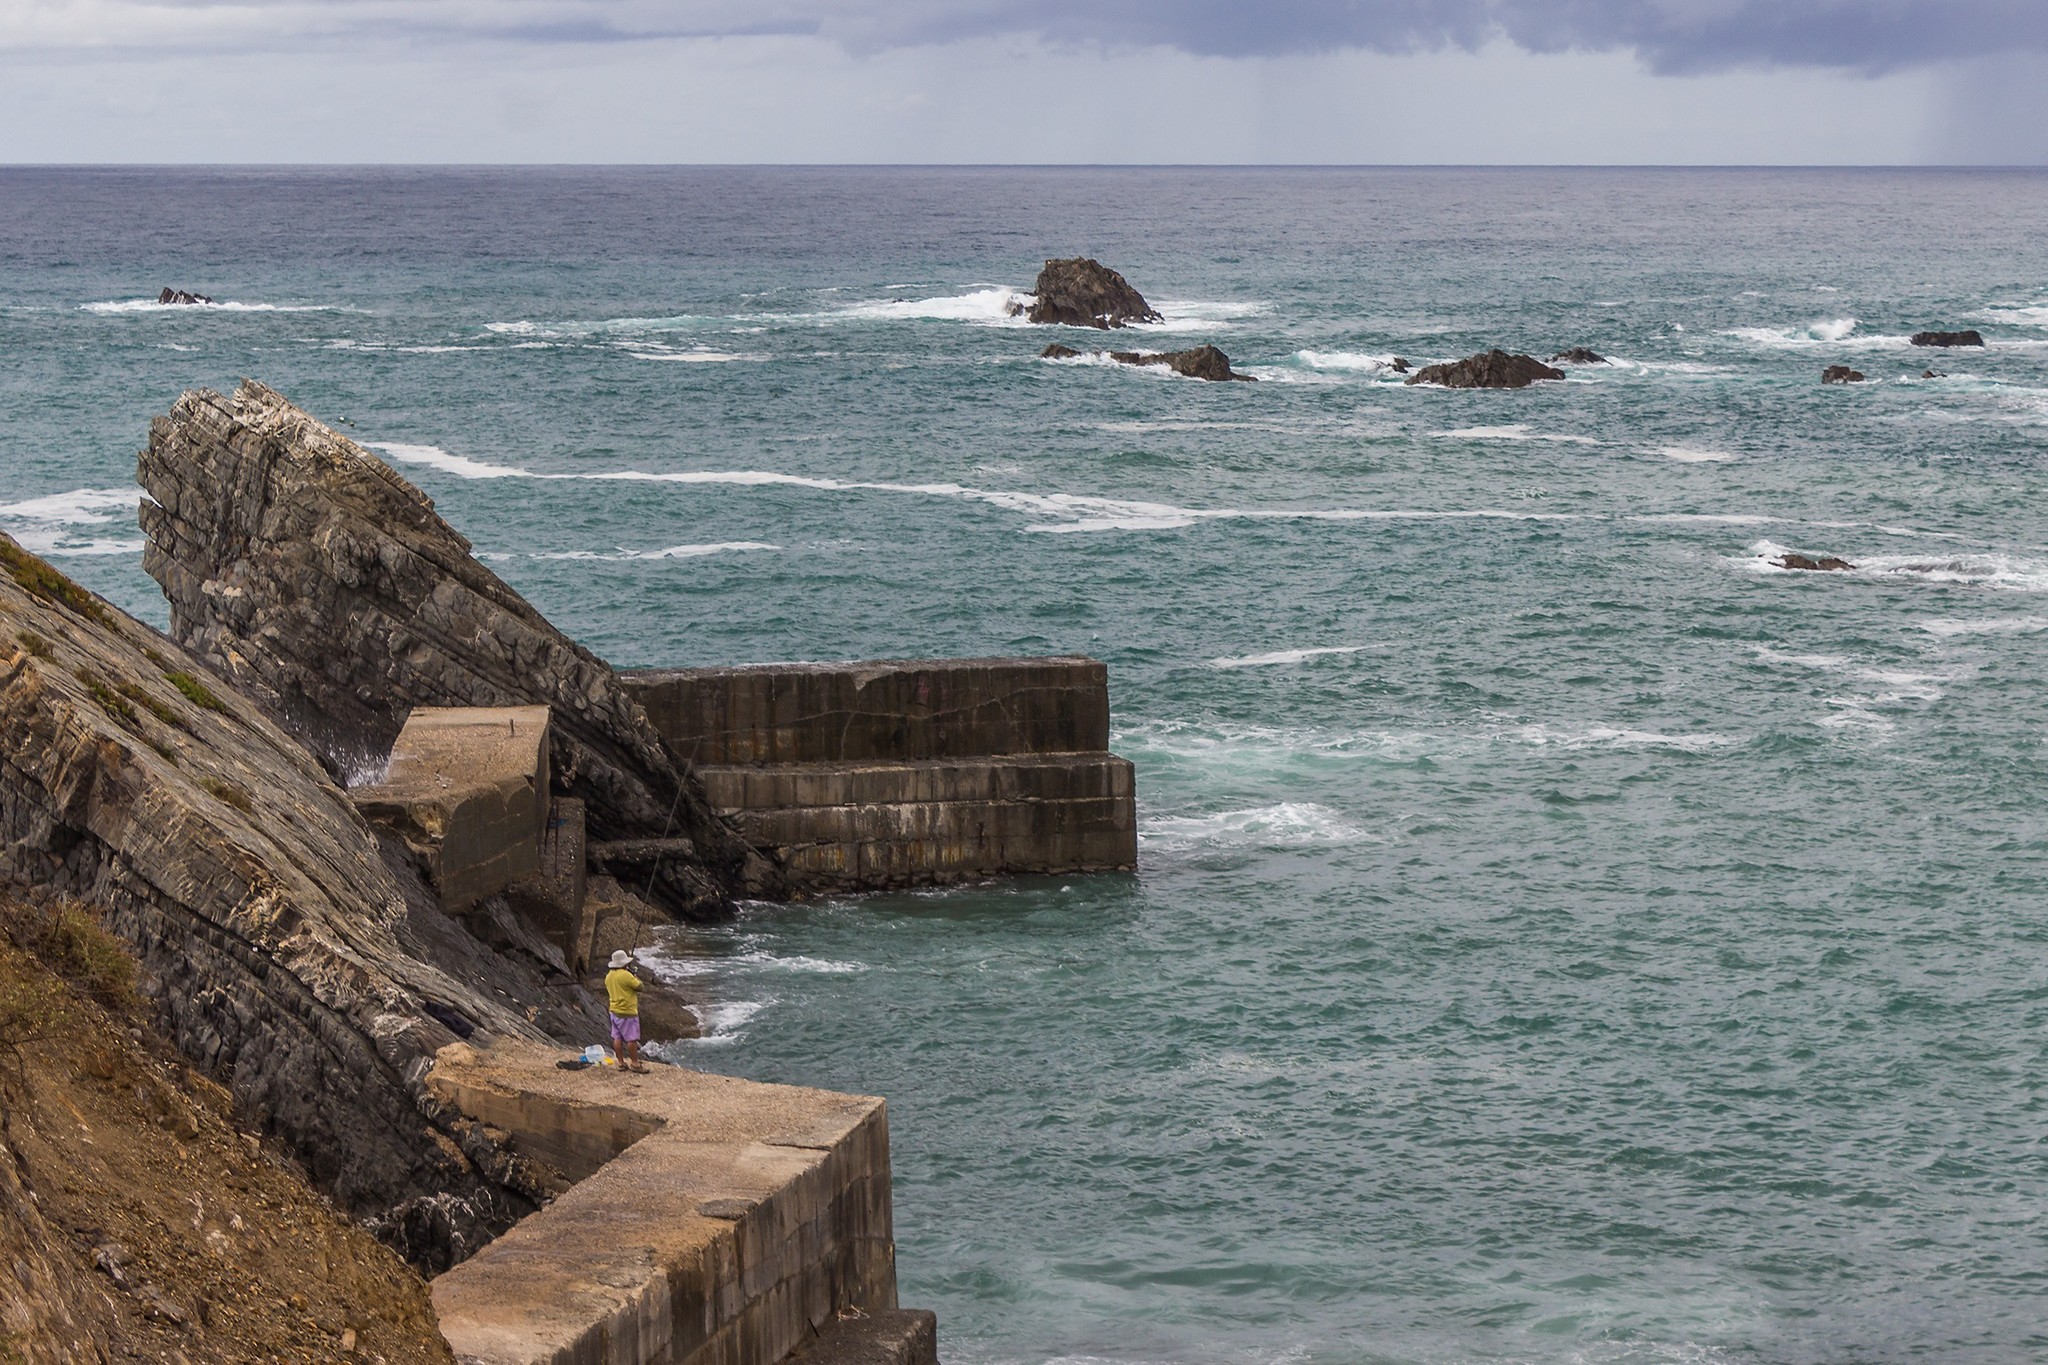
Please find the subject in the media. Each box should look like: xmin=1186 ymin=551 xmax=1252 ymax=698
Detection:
xmin=623 ymin=658 xmax=1136 ymax=893
xmin=352 ymin=706 xmax=553 ymax=913
xmin=427 ymin=1040 xmax=934 ymax=1365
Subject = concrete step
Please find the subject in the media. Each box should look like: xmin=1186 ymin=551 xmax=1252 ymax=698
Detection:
xmin=784 ymin=1309 xmax=938 ymax=1365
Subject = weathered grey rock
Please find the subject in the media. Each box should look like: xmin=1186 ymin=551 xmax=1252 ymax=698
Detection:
xmin=1549 ymin=347 xmax=1606 ymax=365
xmin=137 ymin=381 xmax=782 ymax=920
xmin=1821 ymin=365 xmax=1865 ymax=384
xmin=1026 ymin=258 xmax=1161 ymax=329
xmin=1922 ymin=369 xmax=1946 ymax=379
xmin=1776 ymin=553 xmax=1855 ymax=571
xmin=155 ymin=288 xmax=212 ymax=306
xmin=1405 ymin=350 xmax=1566 ymax=389
xmin=0 ymin=534 xmax=577 ymax=1271
xmin=1040 ymin=343 xmax=1082 ymax=360
xmin=1910 ymin=330 xmax=1983 ymax=348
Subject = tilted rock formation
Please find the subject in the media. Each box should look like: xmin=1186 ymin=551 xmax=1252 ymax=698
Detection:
xmin=1040 ymin=342 xmax=1255 ymax=382
xmin=1821 ymin=365 xmax=1865 ymax=384
xmin=1026 ymin=257 xmax=1162 ymax=329
xmin=138 ymin=382 xmax=782 ymax=919
xmin=1910 ymin=330 xmax=1983 ymax=348
xmin=0 ymin=535 xmax=571 ymax=1270
xmin=1405 ymin=350 xmax=1566 ymax=389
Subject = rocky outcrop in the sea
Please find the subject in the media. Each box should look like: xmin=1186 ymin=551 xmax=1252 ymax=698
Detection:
xmin=1026 ymin=258 xmax=1162 ymax=329
xmin=1821 ymin=365 xmax=1865 ymax=384
xmin=138 ymin=382 xmax=782 ymax=919
xmin=155 ymin=288 xmax=212 ymax=306
xmin=1922 ymin=369 xmax=1946 ymax=379
xmin=0 ymin=536 xmax=572 ymax=1270
xmin=1776 ymin=553 xmax=1855 ymax=571
xmin=1041 ymin=342 xmax=1255 ymax=382
xmin=1388 ymin=357 xmax=1410 ymax=374
xmin=1405 ymin=350 xmax=1566 ymax=389
xmin=1910 ymin=330 xmax=1984 ymax=348
xmin=1549 ymin=347 xmax=1606 ymax=365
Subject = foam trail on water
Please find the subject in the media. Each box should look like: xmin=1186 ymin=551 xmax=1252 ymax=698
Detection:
xmin=0 ymin=487 xmax=140 ymax=523
xmin=1142 ymin=803 xmax=1376 ymax=852
xmin=370 ymin=443 xmax=536 ymax=479
xmin=1658 ymin=446 xmax=1737 ymax=463
xmin=1211 ymin=645 xmax=1376 ymax=669
xmin=1435 ymin=424 xmax=1599 ymax=445
xmin=838 ymin=286 xmax=1031 ymax=325
xmin=530 ymin=542 xmax=778 ymax=561
xmin=81 ymin=298 xmax=338 ymax=314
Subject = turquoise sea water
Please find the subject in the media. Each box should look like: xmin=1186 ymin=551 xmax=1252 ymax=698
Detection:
xmin=5 ymin=167 xmax=2048 ymax=1363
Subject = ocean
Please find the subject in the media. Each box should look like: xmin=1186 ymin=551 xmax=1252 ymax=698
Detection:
xmin=4 ymin=165 xmax=2048 ymax=1364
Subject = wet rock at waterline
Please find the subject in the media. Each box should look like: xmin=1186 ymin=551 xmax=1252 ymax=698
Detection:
xmin=1821 ymin=365 xmax=1865 ymax=384
xmin=155 ymin=288 xmax=212 ymax=305
xmin=1776 ymin=553 xmax=1856 ymax=571
xmin=1910 ymin=330 xmax=1984 ymax=348
xmin=1404 ymin=350 xmax=1566 ymax=389
xmin=1549 ymin=347 xmax=1607 ymax=364
xmin=1041 ymin=342 xmax=1255 ymax=382
xmin=1026 ymin=258 xmax=1162 ymax=329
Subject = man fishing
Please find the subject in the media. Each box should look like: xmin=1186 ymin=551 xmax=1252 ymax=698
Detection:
xmin=605 ymin=949 xmax=648 ymax=1072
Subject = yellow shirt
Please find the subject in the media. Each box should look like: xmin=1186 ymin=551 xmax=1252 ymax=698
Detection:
xmin=605 ymin=969 xmax=643 ymax=1017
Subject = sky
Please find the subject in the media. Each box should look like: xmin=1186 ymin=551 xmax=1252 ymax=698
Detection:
xmin=2 ymin=0 xmax=2046 ymax=163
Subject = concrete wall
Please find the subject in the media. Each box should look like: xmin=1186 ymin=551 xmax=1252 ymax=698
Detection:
xmin=352 ymin=706 xmax=552 ymax=914
xmin=622 ymin=659 xmax=1136 ymax=894
xmin=428 ymin=1041 xmax=904 ymax=1365
xmin=624 ymin=657 xmax=1109 ymax=766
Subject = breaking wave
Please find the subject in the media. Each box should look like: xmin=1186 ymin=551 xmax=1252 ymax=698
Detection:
xmin=1210 ymin=645 xmax=1376 ymax=669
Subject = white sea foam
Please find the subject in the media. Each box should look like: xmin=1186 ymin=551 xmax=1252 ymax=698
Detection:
xmin=1657 ymin=445 xmax=1738 ymax=463
xmin=1210 ymin=645 xmax=1375 ymax=669
xmin=683 ymin=998 xmax=771 ymax=1044
xmin=839 ymin=285 xmax=1032 ymax=326
xmin=1142 ymin=803 xmax=1375 ymax=852
xmin=1295 ymin=349 xmax=1401 ymax=372
xmin=1980 ymin=303 xmax=2048 ymax=327
xmin=1918 ymin=616 xmax=2048 ymax=637
xmin=80 ymin=298 xmax=338 ymax=314
xmin=0 ymin=487 xmax=139 ymax=523
xmin=6 ymin=532 xmax=146 ymax=557
xmin=1724 ymin=318 xmax=1911 ymax=350
xmin=731 ymin=950 xmax=865 ymax=974
xmin=1631 ymin=512 xmax=1781 ymax=527
xmin=1735 ymin=539 xmax=2048 ymax=591
xmin=1510 ymin=724 xmax=1738 ymax=753
xmin=624 ymin=349 xmax=763 ymax=363
xmin=1434 ymin=424 xmax=1599 ymax=445
xmin=369 ymin=442 xmax=535 ymax=479
xmin=530 ymin=542 xmax=778 ymax=561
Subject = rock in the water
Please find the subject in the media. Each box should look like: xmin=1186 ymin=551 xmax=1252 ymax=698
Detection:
xmin=1910 ymin=330 xmax=1984 ymax=348
xmin=155 ymin=288 xmax=212 ymax=306
xmin=1821 ymin=365 xmax=1865 ymax=384
xmin=137 ymin=381 xmax=783 ymax=920
xmin=0 ymin=535 xmax=569 ymax=1270
xmin=1025 ymin=258 xmax=1161 ymax=329
xmin=1922 ymin=369 xmax=1946 ymax=379
xmin=1388 ymin=357 xmax=1410 ymax=374
xmin=1044 ymin=344 xmax=1253 ymax=381
xmin=1776 ymin=553 xmax=1855 ymax=571
xmin=1109 ymin=345 xmax=1255 ymax=382
xmin=1404 ymin=350 xmax=1566 ymax=389
xmin=1549 ymin=347 xmax=1606 ymax=364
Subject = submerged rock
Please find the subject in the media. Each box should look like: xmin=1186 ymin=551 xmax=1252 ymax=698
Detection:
xmin=1404 ymin=350 xmax=1566 ymax=389
xmin=1821 ymin=365 xmax=1865 ymax=384
xmin=0 ymin=536 xmax=567 ymax=1270
xmin=1776 ymin=553 xmax=1855 ymax=571
xmin=1549 ymin=347 xmax=1606 ymax=364
xmin=155 ymin=287 xmax=212 ymax=305
xmin=137 ymin=381 xmax=783 ymax=920
xmin=1042 ymin=342 xmax=1254 ymax=381
xmin=1026 ymin=258 xmax=1161 ymax=329
xmin=1910 ymin=330 xmax=1984 ymax=348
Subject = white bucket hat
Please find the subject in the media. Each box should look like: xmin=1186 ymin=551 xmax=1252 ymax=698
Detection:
xmin=608 ymin=950 xmax=633 ymax=969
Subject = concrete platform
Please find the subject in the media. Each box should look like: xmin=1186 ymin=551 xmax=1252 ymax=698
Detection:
xmin=353 ymin=706 xmax=552 ymax=913
xmin=428 ymin=1040 xmax=902 ymax=1365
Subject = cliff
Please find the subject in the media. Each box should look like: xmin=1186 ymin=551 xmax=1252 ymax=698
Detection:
xmin=0 ymin=534 xmax=567 ymax=1269
xmin=137 ymin=381 xmax=781 ymax=919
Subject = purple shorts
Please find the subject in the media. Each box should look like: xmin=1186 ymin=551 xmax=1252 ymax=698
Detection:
xmin=609 ymin=1013 xmax=640 ymax=1044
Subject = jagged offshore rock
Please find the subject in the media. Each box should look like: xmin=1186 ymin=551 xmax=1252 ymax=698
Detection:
xmin=1405 ymin=350 xmax=1567 ymax=389
xmin=138 ymin=382 xmax=781 ymax=919
xmin=1821 ymin=365 xmax=1865 ymax=384
xmin=1776 ymin=553 xmax=1855 ymax=571
xmin=1026 ymin=257 xmax=1162 ymax=329
xmin=1041 ymin=342 xmax=1255 ymax=381
xmin=155 ymin=287 xmax=213 ymax=305
xmin=1549 ymin=347 xmax=1606 ymax=364
xmin=0 ymin=535 xmax=570 ymax=1270
xmin=1909 ymin=329 xmax=1984 ymax=347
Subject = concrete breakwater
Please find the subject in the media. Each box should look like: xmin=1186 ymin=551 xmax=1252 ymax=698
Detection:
xmin=625 ymin=657 xmax=1137 ymax=893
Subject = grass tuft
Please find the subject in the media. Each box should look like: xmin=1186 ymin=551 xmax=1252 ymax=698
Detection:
xmin=199 ymin=776 xmax=254 ymax=815
xmin=74 ymin=667 xmax=136 ymax=725
xmin=15 ymin=630 xmax=53 ymax=660
xmin=116 ymin=681 xmax=182 ymax=728
xmin=164 ymin=670 xmax=228 ymax=713
xmin=0 ymin=539 xmax=112 ymax=627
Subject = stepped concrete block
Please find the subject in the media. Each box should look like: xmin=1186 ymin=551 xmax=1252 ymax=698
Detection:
xmin=428 ymin=1041 xmax=904 ymax=1365
xmin=352 ymin=706 xmax=551 ymax=914
xmin=624 ymin=657 xmax=1111 ymax=765
xmin=785 ymin=1309 xmax=937 ymax=1365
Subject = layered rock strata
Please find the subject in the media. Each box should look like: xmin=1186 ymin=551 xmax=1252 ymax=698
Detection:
xmin=0 ymin=535 xmax=571 ymax=1270
xmin=138 ymin=381 xmax=781 ymax=919
xmin=1025 ymin=257 xmax=1162 ymax=328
